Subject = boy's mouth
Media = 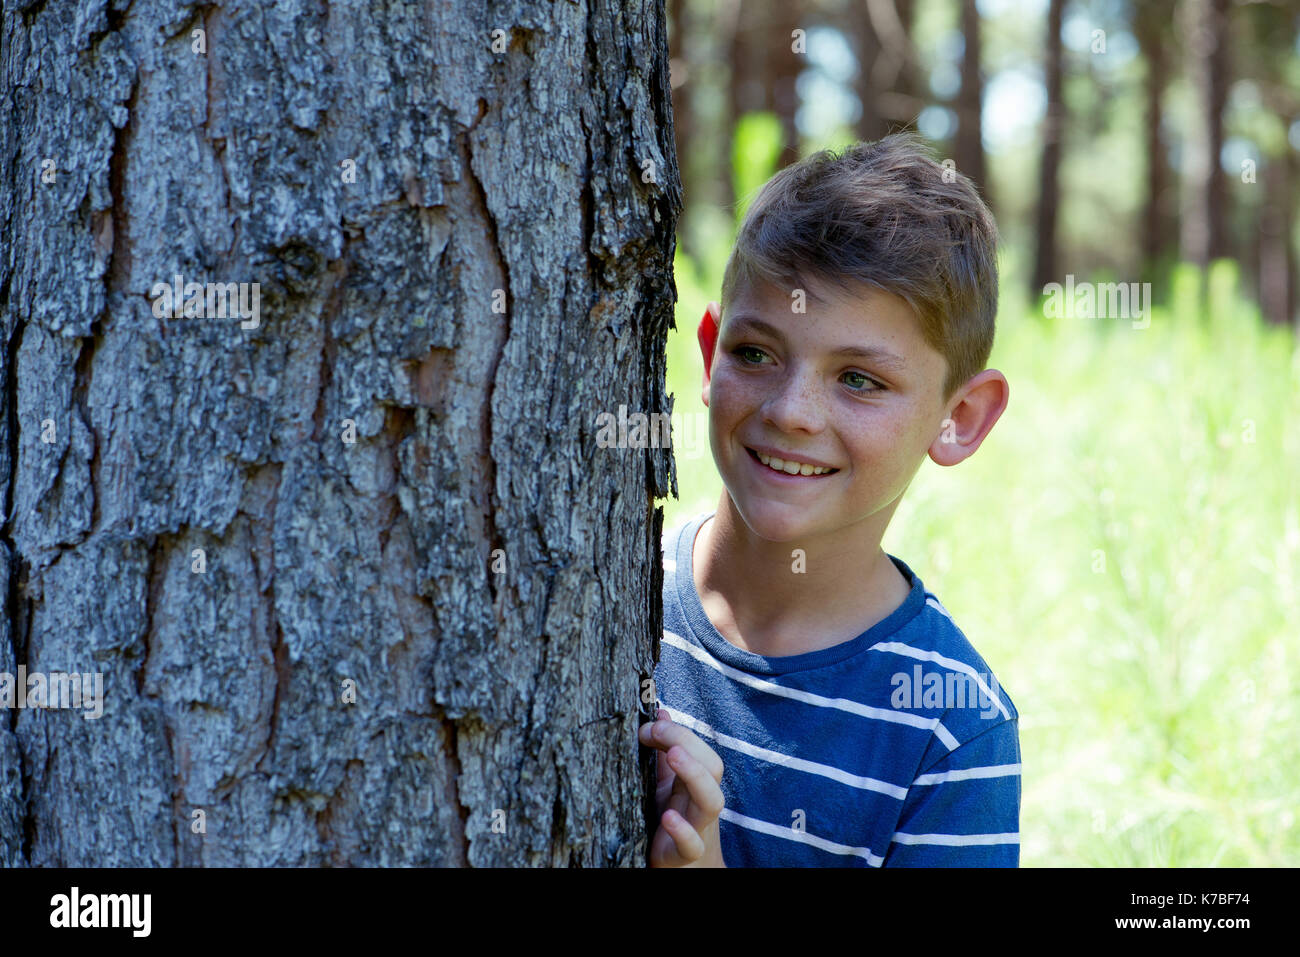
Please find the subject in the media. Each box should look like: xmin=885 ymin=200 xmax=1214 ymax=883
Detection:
xmin=746 ymin=447 xmax=839 ymax=477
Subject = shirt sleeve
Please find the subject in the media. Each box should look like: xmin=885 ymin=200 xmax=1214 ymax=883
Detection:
xmin=882 ymin=718 xmax=1022 ymax=867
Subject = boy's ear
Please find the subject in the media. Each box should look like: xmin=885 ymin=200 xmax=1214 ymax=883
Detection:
xmin=928 ymin=369 xmax=1009 ymax=467
xmin=697 ymin=301 xmax=721 ymax=407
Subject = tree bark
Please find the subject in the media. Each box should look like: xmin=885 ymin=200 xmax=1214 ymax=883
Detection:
xmin=0 ymin=0 xmax=680 ymax=867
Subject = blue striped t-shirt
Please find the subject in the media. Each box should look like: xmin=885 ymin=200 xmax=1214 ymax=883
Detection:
xmin=654 ymin=512 xmax=1022 ymax=867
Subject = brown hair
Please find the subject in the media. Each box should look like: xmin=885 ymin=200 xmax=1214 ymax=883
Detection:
xmin=720 ymin=132 xmax=999 ymax=402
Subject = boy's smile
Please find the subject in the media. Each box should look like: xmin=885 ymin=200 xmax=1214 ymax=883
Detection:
xmin=700 ymin=275 xmax=955 ymax=547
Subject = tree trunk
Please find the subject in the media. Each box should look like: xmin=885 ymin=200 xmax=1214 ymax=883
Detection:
xmin=954 ymin=0 xmax=987 ymax=199
xmin=0 ymin=0 xmax=680 ymax=867
xmin=1239 ymin=0 xmax=1298 ymax=328
xmin=769 ymin=0 xmax=805 ymax=170
xmin=865 ymin=0 xmax=924 ymax=132
xmin=1032 ymin=0 xmax=1064 ymax=298
xmin=1181 ymin=0 xmax=1231 ymax=268
xmin=849 ymin=6 xmax=887 ymax=142
xmin=667 ymin=0 xmax=704 ymax=264
xmin=1259 ymin=130 xmax=1296 ymax=328
xmin=1135 ymin=0 xmax=1178 ymax=282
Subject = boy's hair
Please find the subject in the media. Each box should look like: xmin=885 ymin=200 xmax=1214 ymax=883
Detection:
xmin=720 ymin=132 xmax=999 ymax=403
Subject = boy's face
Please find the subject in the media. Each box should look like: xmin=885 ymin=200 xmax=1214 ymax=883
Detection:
xmin=699 ymin=275 xmax=953 ymax=545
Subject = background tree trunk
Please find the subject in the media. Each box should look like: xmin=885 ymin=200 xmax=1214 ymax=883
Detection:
xmin=954 ymin=0 xmax=987 ymax=200
xmin=1180 ymin=0 xmax=1231 ymax=269
xmin=1031 ymin=0 xmax=1064 ymax=298
xmin=1238 ymin=0 xmax=1298 ymax=328
xmin=1135 ymin=0 xmax=1178 ymax=285
xmin=0 ymin=0 xmax=679 ymax=867
xmin=770 ymin=0 xmax=805 ymax=171
xmin=867 ymin=0 xmax=922 ymax=133
xmin=849 ymin=6 xmax=887 ymax=142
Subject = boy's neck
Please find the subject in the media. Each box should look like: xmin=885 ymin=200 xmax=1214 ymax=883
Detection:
xmin=692 ymin=494 xmax=912 ymax=659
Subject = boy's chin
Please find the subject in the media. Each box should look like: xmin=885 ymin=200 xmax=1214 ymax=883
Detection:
xmin=727 ymin=497 xmax=830 ymax=544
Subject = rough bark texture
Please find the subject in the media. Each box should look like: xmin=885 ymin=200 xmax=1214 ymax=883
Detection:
xmin=0 ymin=0 xmax=680 ymax=867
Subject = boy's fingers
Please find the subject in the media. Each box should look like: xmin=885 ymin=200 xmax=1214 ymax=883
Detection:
xmin=639 ymin=710 xmax=673 ymax=742
xmin=667 ymin=775 xmax=692 ymax=819
xmin=646 ymin=719 xmax=724 ymax=782
xmin=638 ymin=720 xmax=658 ymax=745
xmin=667 ymin=746 xmax=725 ymax=821
xmin=655 ymin=746 xmax=674 ymax=782
xmin=660 ymin=808 xmax=705 ymax=863
xmin=644 ymin=723 xmax=679 ymax=814
xmin=655 ymin=761 xmax=676 ymax=809
xmin=642 ymin=724 xmax=676 ymax=780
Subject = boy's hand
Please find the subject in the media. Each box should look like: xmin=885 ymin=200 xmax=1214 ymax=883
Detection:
xmin=638 ymin=709 xmax=726 ymax=867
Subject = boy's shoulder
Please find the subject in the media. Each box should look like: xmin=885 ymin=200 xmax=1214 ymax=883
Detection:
xmin=658 ymin=512 xmax=1019 ymax=737
xmin=880 ymin=577 xmax=1021 ymax=742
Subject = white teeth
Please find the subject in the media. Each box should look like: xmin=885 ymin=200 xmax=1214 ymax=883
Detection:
xmin=754 ymin=450 xmax=833 ymax=476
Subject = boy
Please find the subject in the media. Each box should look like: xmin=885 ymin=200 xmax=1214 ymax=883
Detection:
xmin=638 ymin=133 xmax=1019 ymax=867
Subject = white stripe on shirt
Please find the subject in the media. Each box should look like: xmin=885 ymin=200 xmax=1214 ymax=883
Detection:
xmin=867 ymin=640 xmax=1011 ymax=720
xmin=663 ymin=630 xmax=961 ymax=750
xmin=912 ymin=763 xmax=1022 ymax=786
xmin=721 ymin=807 xmax=885 ymax=867
xmin=891 ymin=831 xmax=1020 ymax=846
xmin=925 ymin=595 xmax=952 ymax=619
xmin=662 ymin=705 xmax=909 ymax=799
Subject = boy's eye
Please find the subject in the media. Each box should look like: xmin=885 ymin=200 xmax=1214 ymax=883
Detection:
xmin=842 ymin=370 xmax=884 ymax=392
xmin=733 ymin=346 xmax=768 ymax=365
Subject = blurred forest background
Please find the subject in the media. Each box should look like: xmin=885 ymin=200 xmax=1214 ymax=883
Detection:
xmin=658 ymin=0 xmax=1300 ymax=866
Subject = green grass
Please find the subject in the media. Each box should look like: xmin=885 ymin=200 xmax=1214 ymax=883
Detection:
xmin=658 ymin=135 xmax=1300 ymax=863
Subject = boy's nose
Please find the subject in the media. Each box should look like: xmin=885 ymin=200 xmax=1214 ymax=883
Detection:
xmin=760 ymin=369 xmax=827 ymax=435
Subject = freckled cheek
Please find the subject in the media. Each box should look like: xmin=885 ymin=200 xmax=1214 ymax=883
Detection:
xmin=708 ymin=370 xmax=762 ymax=421
xmin=841 ymin=422 xmax=909 ymax=476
